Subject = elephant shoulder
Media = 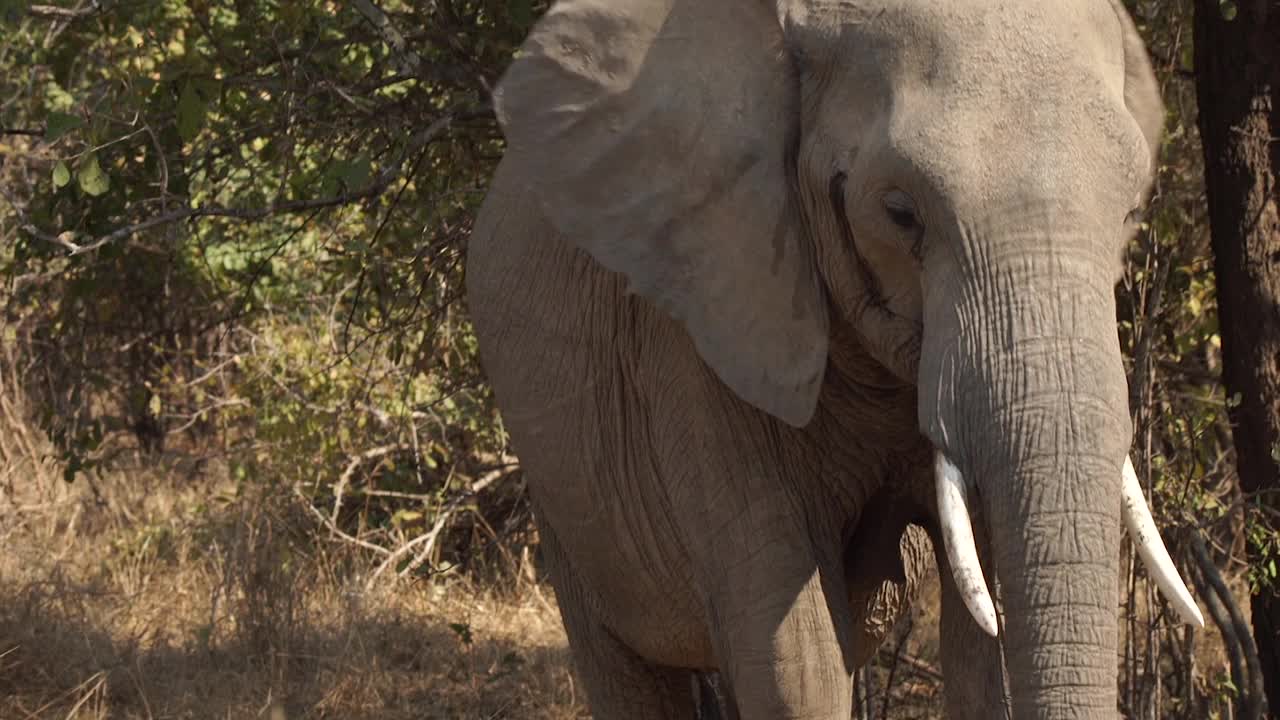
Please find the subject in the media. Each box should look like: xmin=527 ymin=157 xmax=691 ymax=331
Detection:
xmin=469 ymin=160 xmax=623 ymax=347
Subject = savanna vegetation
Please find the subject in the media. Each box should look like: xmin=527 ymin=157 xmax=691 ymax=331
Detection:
xmin=0 ymin=1 xmax=1274 ymax=718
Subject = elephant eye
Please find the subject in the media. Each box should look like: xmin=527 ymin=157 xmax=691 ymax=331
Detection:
xmin=883 ymin=190 xmax=920 ymax=230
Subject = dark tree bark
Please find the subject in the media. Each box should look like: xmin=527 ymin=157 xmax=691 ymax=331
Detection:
xmin=1195 ymin=0 xmax=1280 ymax=716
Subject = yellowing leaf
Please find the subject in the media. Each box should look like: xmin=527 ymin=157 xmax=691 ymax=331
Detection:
xmin=52 ymin=160 xmax=71 ymax=188
xmin=76 ymin=154 xmax=110 ymax=196
xmin=45 ymin=111 xmax=83 ymax=141
xmin=176 ymin=81 xmax=207 ymax=143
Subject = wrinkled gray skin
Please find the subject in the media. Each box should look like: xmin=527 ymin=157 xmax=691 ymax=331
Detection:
xmin=467 ymin=0 xmax=1164 ymax=717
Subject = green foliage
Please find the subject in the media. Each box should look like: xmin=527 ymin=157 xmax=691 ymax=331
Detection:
xmin=449 ymin=621 xmax=474 ymax=646
xmin=0 ymin=0 xmax=539 ymax=571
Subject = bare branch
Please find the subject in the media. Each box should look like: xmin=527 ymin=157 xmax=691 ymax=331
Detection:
xmin=27 ymin=3 xmax=99 ymax=20
xmin=330 ymin=444 xmax=411 ymax=536
xmin=365 ymin=462 xmax=520 ymax=587
xmin=0 ymin=184 xmax=81 ymax=252
xmin=292 ymin=484 xmax=394 ymax=557
xmin=873 ymin=649 xmax=943 ymax=683
xmin=1191 ymin=550 xmax=1247 ymax=707
xmin=350 ymin=0 xmax=423 ymax=76
xmin=1191 ymin=534 xmax=1266 ymax=720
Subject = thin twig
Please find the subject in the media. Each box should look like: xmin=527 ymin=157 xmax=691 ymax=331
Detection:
xmin=330 ymin=444 xmax=410 ymax=535
xmin=20 ymin=671 xmax=105 ymax=720
xmin=350 ymin=0 xmax=423 ymax=76
xmin=161 ymin=398 xmax=249 ymax=436
xmin=292 ymin=484 xmax=393 ymax=557
xmin=873 ymin=647 xmax=943 ymax=683
xmin=879 ymin=617 xmax=914 ymax=719
xmin=365 ymin=464 xmax=519 ymax=587
xmin=19 ymin=113 xmax=458 ymax=256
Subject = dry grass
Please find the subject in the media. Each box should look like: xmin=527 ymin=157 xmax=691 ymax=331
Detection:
xmin=0 ymin=468 xmax=587 ymax=720
xmin=0 ymin=359 xmax=1245 ymax=720
xmin=4 ymin=467 xmax=1242 ymax=720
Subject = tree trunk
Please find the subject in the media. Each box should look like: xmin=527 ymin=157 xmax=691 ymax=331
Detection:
xmin=1195 ymin=1 xmax=1280 ymax=717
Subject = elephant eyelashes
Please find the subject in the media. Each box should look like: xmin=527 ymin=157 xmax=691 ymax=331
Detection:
xmin=883 ymin=189 xmax=926 ymax=259
xmin=882 ymin=191 xmax=919 ymax=230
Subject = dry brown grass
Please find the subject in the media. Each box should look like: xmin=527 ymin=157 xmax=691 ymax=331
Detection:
xmin=0 ymin=359 xmax=1246 ymax=720
xmin=6 ymin=468 xmax=1244 ymax=720
xmin=0 ymin=467 xmax=587 ymax=720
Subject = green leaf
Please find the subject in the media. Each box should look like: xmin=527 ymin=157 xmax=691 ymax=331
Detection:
xmin=0 ymin=0 xmax=24 ymax=26
xmin=448 ymin=622 xmax=473 ymax=645
xmin=391 ymin=509 xmax=424 ymax=527
xmin=45 ymin=111 xmax=83 ymax=141
xmin=63 ymin=454 xmax=82 ymax=483
xmin=1179 ymin=43 xmax=1195 ymax=73
xmin=76 ymin=153 xmax=110 ymax=196
xmin=336 ymin=155 xmax=373 ymax=191
xmin=52 ymin=161 xmax=71 ymax=188
xmin=1219 ymin=0 xmax=1238 ymax=20
xmin=176 ymin=81 xmax=207 ymax=143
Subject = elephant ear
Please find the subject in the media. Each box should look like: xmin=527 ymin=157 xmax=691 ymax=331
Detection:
xmin=493 ymin=0 xmax=829 ymax=427
xmin=1108 ymin=0 xmax=1165 ymax=170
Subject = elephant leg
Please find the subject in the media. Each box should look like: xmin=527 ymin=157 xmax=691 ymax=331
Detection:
xmin=704 ymin=545 xmax=854 ymax=720
xmin=932 ymin=534 xmax=1011 ymax=719
xmin=539 ymin=519 xmax=696 ymax=720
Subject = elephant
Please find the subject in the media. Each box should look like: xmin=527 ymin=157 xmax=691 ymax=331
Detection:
xmin=465 ymin=0 xmax=1206 ymax=717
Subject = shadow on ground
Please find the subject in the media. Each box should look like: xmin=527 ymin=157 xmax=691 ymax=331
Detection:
xmin=0 ymin=575 xmax=582 ymax=720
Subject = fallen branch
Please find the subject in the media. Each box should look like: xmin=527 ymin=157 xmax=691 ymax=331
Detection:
xmin=330 ymin=444 xmax=411 ymax=537
xmin=292 ymin=484 xmax=393 ymax=557
xmin=365 ymin=462 xmax=519 ymax=588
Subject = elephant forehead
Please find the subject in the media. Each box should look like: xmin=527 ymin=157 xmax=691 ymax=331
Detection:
xmin=809 ymin=0 xmax=1147 ymax=200
xmin=821 ymin=0 xmax=1126 ymax=107
xmin=887 ymin=84 xmax=1146 ymax=210
xmin=880 ymin=8 xmax=1144 ymax=212
xmin=848 ymin=0 xmax=1125 ymax=77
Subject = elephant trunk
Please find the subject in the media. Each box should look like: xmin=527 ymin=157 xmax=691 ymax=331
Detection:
xmin=979 ymin=374 xmax=1128 ymax=719
xmin=919 ymin=226 xmax=1131 ymax=718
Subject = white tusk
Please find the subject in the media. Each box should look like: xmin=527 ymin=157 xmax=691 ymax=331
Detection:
xmin=936 ymin=453 xmax=999 ymax=637
xmin=1122 ymin=456 xmax=1206 ymax=628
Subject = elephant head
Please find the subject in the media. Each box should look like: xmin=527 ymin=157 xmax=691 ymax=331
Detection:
xmin=494 ymin=0 xmax=1203 ymax=715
